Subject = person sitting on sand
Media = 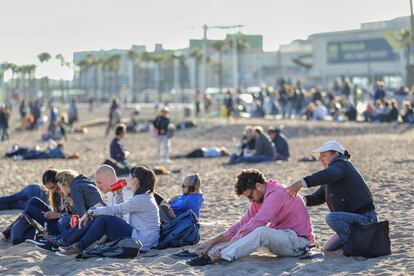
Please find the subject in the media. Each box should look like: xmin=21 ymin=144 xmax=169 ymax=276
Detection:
xmin=172 ymin=147 xmax=229 ymax=159
xmin=156 ymin=173 xmax=204 ymax=222
xmin=187 ymin=169 xmax=314 ymax=266
xmin=229 ymin=126 xmax=275 ymax=164
xmin=267 ymin=127 xmax=290 ymax=161
xmin=36 ymin=165 xmax=133 ymax=252
xmin=286 ymin=141 xmax=378 ymax=252
xmin=57 ymin=166 xmax=160 ymax=256
xmin=110 ymin=124 xmax=130 ymax=168
xmin=19 ymin=170 xmax=104 ymax=248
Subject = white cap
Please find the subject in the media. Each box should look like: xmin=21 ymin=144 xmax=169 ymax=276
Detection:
xmin=312 ymin=140 xmax=345 ymax=156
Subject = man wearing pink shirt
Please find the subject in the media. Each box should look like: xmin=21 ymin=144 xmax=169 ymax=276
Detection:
xmin=188 ymin=169 xmax=315 ymax=266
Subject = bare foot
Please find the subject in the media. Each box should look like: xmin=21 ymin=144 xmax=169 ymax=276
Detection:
xmin=0 ymin=233 xmax=6 ymax=243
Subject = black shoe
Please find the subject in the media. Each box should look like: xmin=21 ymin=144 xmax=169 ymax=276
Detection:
xmin=26 ymin=237 xmax=48 ymax=246
xmin=171 ymin=250 xmax=199 ymax=259
xmin=36 ymin=241 xmax=60 ymax=252
xmin=187 ymin=254 xmax=213 ymax=266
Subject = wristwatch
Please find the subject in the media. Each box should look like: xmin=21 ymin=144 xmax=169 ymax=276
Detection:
xmin=87 ymin=207 xmax=97 ymax=217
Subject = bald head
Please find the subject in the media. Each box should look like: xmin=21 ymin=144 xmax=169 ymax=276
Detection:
xmin=94 ymin=165 xmax=117 ymax=193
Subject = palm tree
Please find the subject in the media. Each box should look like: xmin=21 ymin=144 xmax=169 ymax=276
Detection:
xmin=55 ymin=53 xmax=67 ymax=101
xmin=127 ymin=48 xmax=140 ymax=96
xmin=104 ymin=54 xmax=122 ymax=98
xmin=190 ymin=48 xmax=202 ymax=91
xmin=37 ymin=52 xmax=52 ymax=95
xmin=212 ymin=40 xmax=226 ymax=92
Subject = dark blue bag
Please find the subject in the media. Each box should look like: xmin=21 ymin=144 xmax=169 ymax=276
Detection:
xmin=156 ymin=209 xmax=200 ymax=249
xmin=10 ymin=214 xmax=37 ymax=245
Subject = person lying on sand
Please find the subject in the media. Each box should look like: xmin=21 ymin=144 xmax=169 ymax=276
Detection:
xmin=0 ymin=184 xmax=48 ymax=211
xmin=286 ymin=141 xmax=378 ymax=252
xmin=6 ymin=141 xmax=79 ymax=160
xmin=172 ymin=147 xmax=229 ymax=159
xmin=187 ymin=168 xmax=314 ymax=266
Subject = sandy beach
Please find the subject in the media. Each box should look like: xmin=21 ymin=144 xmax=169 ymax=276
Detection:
xmin=0 ymin=107 xmax=413 ymax=275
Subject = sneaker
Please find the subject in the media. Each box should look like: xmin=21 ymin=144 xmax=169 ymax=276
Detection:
xmin=26 ymin=237 xmax=48 ymax=246
xmin=36 ymin=241 xmax=60 ymax=252
xmin=56 ymin=244 xmax=81 ymax=256
xmin=187 ymin=254 xmax=213 ymax=266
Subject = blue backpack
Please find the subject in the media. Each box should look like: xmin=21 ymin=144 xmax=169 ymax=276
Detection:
xmin=156 ymin=209 xmax=200 ymax=249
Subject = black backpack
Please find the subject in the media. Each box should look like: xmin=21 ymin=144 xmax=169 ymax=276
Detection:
xmin=156 ymin=209 xmax=200 ymax=249
xmin=344 ymin=220 xmax=391 ymax=258
xmin=76 ymin=238 xmax=142 ymax=259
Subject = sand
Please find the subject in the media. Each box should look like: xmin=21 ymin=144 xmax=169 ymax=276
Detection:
xmin=0 ymin=107 xmax=413 ymax=275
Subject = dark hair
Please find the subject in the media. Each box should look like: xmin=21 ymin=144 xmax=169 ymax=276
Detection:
xmin=42 ymin=168 xmax=59 ymax=185
xmin=130 ymin=166 xmax=156 ymax=195
xmin=41 ymin=168 xmax=61 ymax=212
xmin=343 ymin=150 xmax=351 ymax=159
xmin=328 ymin=150 xmax=351 ymax=159
xmin=234 ymin=169 xmax=266 ymax=196
xmin=115 ymin=124 xmax=126 ymax=136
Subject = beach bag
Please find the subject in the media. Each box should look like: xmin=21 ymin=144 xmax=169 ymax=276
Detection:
xmin=10 ymin=214 xmax=37 ymax=245
xmin=76 ymin=238 xmax=142 ymax=259
xmin=344 ymin=220 xmax=391 ymax=258
xmin=156 ymin=209 xmax=200 ymax=249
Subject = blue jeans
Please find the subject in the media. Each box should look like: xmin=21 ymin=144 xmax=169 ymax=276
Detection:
xmin=0 ymin=185 xmax=46 ymax=211
xmin=24 ymin=197 xmax=60 ymax=235
xmin=77 ymin=215 xmax=133 ymax=250
xmin=325 ymin=209 xmax=378 ymax=243
xmin=55 ymin=215 xmax=93 ymax=246
xmin=229 ymin=154 xmax=273 ymax=164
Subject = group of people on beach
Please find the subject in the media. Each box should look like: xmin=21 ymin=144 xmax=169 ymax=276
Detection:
xmin=0 ymin=135 xmax=379 ymax=266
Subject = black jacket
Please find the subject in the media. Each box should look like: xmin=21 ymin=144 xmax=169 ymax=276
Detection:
xmin=304 ymin=155 xmax=375 ymax=214
xmin=153 ymin=115 xmax=170 ymax=135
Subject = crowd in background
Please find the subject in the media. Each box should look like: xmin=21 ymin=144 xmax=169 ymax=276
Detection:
xmin=217 ymin=78 xmax=414 ymax=124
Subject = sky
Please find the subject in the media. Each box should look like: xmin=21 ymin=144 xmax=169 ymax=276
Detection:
xmin=0 ymin=0 xmax=410 ymax=79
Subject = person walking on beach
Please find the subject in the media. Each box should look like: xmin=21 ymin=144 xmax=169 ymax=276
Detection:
xmin=188 ymin=168 xmax=314 ymax=266
xmin=105 ymin=99 xmax=121 ymax=137
xmin=153 ymin=107 xmax=172 ymax=164
xmin=286 ymin=141 xmax=378 ymax=252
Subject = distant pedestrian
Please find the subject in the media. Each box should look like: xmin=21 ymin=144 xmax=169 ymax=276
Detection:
xmin=153 ymin=106 xmax=172 ymax=164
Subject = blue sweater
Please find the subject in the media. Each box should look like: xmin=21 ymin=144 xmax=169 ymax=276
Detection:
xmin=170 ymin=193 xmax=203 ymax=218
xmin=110 ymin=137 xmax=126 ymax=162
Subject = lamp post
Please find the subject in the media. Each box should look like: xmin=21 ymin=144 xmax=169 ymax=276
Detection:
xmin=408 ymin=0 xmax=414 ymax=86
xmin=410 ymin=0 xmax=414 ymax=64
